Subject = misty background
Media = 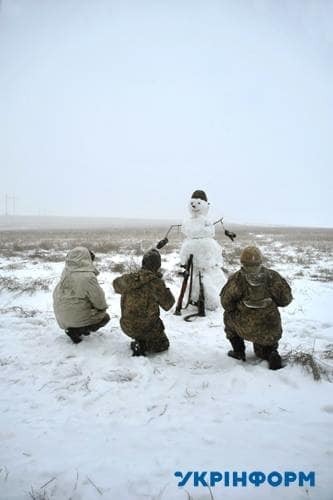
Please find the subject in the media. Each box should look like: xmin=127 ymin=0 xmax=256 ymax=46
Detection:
xmin=0 ymin=0 xmax=332 ymax=227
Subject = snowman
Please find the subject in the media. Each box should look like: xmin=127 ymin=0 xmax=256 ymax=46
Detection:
xmin=179 ymin=190 xmax=226 ymax=311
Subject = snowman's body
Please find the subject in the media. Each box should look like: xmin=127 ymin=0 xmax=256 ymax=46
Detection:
xmin=179 ymin=195 xmax=226 ymax=310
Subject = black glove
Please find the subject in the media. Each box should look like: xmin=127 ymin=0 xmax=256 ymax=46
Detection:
xmin=156 ymin=237 xmax=169 ymax=249
xmin=224 ymin=230 xmax=236 ymax=241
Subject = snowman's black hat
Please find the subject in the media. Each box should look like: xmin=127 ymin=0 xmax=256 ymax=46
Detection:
xmin=191 ymin=190 xmax=207 ymax=202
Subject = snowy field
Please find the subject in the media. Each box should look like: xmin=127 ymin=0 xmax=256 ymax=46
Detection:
xmin=0 ymin=225 xmax=333 ymax=500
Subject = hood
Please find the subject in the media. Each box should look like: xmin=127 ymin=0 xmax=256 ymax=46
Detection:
xmin=113 ymin=269 xmax=159 ymax=294
xmin=241 ymin=265 xmax=266 ymax=287
xmin=63 ymin=247 xmax=98 ymax=274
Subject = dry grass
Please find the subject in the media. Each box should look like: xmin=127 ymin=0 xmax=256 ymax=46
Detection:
xmin=0 ymin=225 xmax=332 ymax=280
xmin=0 ymin=276 xmax=52 ymax=294
xmin=0 ymin=306 xmax=39 ymax=317
xmin=28 ymin=488 xmax=49 ymax=500
xmin=285 ymin=349 xmax=333 ymax=381
xmin=111 ymin=258 xmax=141 ymax=274
xmin=322 ymin=345 xmax=333 ymax=360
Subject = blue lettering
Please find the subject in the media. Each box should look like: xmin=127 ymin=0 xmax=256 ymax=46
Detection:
xmin=210 ymin=471 xmax=223 ymax=486
xmin=267 ymin=472 xmax=283 ymax=487
xmin=232 ymin=471 xmax=247 ymax=487
xmin=249 ymin=471 xmax=266 ymax=486
xmin=174 ymin=471 xmax=193 ymax=487
xmin=193 ymin=471 xmax=208 ymax=487
xmin=299 ymin=472 xmax=315 ymax=487
xmin=284 ymin=471 xmax=297 ymax=486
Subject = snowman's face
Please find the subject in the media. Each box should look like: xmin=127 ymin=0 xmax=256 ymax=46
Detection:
xmin=188 ymin=198 xmax=209 ymax=216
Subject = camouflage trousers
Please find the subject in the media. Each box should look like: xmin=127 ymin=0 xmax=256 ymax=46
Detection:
xmin=226 ymin=327 xmax=278 ymax=360
xmin=120 ymin=317 xmax=170 ymax=353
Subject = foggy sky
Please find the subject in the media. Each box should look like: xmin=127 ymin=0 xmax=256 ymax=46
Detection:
xmin=0 ymin=0 xmax=332 ymax=227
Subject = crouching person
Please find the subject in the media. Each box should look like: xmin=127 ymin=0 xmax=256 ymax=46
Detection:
xmin=53 ymin=247 xmax=110 ymax=344
xmin=113 ymin=249 xmax=175 ymax=356
xmin=220 ymin=246 xmax=292 ymax=370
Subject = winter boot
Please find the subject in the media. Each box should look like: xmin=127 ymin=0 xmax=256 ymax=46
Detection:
xmin=130 ymin=340 xmax=146 ymax=357
xmin=65 ymin=329 xmax=82 ymax=344
xmin=227 ymin=336 xmax=246 ymax=362
xmin=268 ymin=350 xmax=282 ymax=370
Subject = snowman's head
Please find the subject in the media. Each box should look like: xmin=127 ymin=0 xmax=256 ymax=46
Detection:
xmin=188 ymin=190 xmax=209 ymax=217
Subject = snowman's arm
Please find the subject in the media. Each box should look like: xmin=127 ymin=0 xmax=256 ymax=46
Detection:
xmin=156 ymin=224 xmax=182 ymax=249
xmin=214 ymin=218 xmax=237 ymax=241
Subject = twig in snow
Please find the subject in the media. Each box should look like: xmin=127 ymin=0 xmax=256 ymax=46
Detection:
xmin=28 ymin=487 xmax=49 ymax=500
xmin=159 ymin=404 xmax=168 ymax=417
xmin=40 ymin=477 xmax=56 ymax=489
xmin=167 ymin=380 xmax=178 ymax=392
xmin=184 ymin=388 xmax=197 ymax=399
xmin=145 ymin=404 xmax=168 ymax=424
xmin=311 ymin=338 xmax=316 ymax=355
xmin=38 ymin=381 xmax=58 ymax=391
xmin=73 ymin=471 xmax=79 ymax=491
xmin=87 ymin=476 xmax=103 ymax=495
xmin=81 ymin=376 xmax=91 ymax=392
xmin=0 ymin=465 xmax=9 ymax=481
xmin=154 ymin=481 xmax=170 ymax=499
xmin=207 ymin=484 xmax=215 ymax=500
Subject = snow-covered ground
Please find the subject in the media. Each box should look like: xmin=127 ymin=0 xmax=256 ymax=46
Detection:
xmin=1 ymin=228 xmax=333 ymax=500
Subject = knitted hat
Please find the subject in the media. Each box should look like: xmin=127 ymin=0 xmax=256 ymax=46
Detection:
xmin=191 ymin=190 xmax=207 ymax=202
xmin=142 ymin=249 xmax=161 ymax=272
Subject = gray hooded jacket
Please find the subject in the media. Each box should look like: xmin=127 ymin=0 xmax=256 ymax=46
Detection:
xmin=53 ymin=247 xmax=108 ymax=329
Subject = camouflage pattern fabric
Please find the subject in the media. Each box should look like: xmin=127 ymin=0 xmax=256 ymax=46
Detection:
xmin=253 ymin=342 xmax=279 ymax=360
xmin=220 ymin=266 xmax=292 ymax=345
xmin=113 ymin=269 xmax=175 ymax=353
xmin=126 ymin=318 xmax=170 ymax=353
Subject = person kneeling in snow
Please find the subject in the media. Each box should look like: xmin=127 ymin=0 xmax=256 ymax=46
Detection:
xmin=220 ymin=246 xmax=292 ymax=370
xmin=53 ymin=247 xmax=110 ymax=344
xmin=113 ymin=249 xmax=175 ymax=356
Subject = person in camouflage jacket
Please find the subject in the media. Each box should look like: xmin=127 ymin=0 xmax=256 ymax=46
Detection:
xmin=220 ymin=246 xmax=292 ymax=370
xmin=113 ymin=249 xmax=175 ymax=356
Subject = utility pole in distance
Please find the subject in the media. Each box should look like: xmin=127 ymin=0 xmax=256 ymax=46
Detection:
xmin=11 ymin=194 xmax=17 ymax=215
xmin=3 ymin=193 xmax=18 ymax=215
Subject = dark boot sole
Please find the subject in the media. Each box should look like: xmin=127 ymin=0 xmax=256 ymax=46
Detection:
xmin=130 ymin=341 xmax=146 ymax=357
xmin=269 ymin=352 xmax=282 ymax=370
xmin=228 ymin=350 xmax=246 ymax=362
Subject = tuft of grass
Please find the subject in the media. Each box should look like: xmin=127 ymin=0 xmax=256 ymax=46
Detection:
xmin=285 ymin=349 xmax=333 ymax=381
xmin=27 ymin=251 xmax=65 ymax=263
xmin=0 ymin=276 xmax=52 ymax=294
xmin=310 ymin=268 xmax=333 ymax=283
xmin=322 ymin=345 xmax=333 ymax=360
xmin=28 ymin=487 xmax=49 ymax=500
xmin=111 ymin=257 xmax=140 ymax=274
xmin=0 ymin=306 xmax=39 ymax=317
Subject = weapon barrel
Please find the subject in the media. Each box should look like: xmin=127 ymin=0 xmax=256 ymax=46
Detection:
xmin=174 ymin=254 xmax=193 ymax=315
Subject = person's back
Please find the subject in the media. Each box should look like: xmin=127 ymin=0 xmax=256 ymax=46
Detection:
xmin=113 ymin=249 xmax=175 ymax=356
xmin=53 ymin=247 xmax=109 ymax=343
xmin=220 ymin=246 xmax=292 ymax=369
